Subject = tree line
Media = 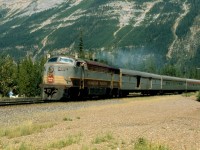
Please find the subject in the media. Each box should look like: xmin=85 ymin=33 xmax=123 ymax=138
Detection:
xmin=0 ymin=55 xmax=46 ymax=98
xmin=0 ymin=53 xmax=199 ymax=98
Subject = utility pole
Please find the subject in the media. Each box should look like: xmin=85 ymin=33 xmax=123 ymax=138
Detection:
xmin=79 ymin=29 xmax=84 ymax=58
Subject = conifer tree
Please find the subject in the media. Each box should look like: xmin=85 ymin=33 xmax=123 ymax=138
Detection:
xmin=161 ymin=64 xmax=177 ymax=76
xmin=144 ymin=56 xmax=156 ymax=73
xmin=79 ymin=30 xmax=84 ymax=58
xmin=17 ymin=56 xmax=33 ymax=97
xmin=0 ymin=55 xmax=17 ymax=97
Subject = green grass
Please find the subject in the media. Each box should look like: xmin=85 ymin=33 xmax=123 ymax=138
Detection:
xmin=91 ymin=134 xmax=169 ymax=150
xmin=134 ymin=137 xmax=169 ymax=150
xmin=48 ymin=133 xmax=82 ymax=149
xmin=0 ymin=142 xmax=35 ymax=150
xmin=182 ymin=92 xmax=196 ymax=97
xmin=0 ymin=121 xmax=55 ymax=138
xmin=182 ymin=91 xmax=200 ymax=101
xmin=92 ymin=132 xmax=114 ymax=144
xmin=0 ymin=131 xmax=169 ymax=150
xmin=63 ymin=117 xmax=73 ymax=121
xmin=63 ymin=116 xmax=81 ymax=121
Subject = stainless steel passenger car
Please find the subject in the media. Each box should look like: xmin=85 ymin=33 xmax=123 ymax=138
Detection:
xmin=161 ymin=76 xmax=186 ymax=93
xmin=120 ymin=69 xmax=162 ymax=95
xmin=186 ymin=79 xmax=200 ymax=91
xmin=41 ymin=55 xmax=200 ymax=100
xmin=120 ymin=69 xmax=200 ymax=95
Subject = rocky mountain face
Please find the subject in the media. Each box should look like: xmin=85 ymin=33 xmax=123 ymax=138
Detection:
xmin=0 ymin=0 xmax=200 ymax=70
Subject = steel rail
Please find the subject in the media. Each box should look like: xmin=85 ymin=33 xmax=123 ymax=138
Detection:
xmin=0 ymin=98 xmax=43 ymax=106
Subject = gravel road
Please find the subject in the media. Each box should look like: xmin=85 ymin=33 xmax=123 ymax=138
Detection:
xmin=0 ymin=95 xmax=200 ymax=150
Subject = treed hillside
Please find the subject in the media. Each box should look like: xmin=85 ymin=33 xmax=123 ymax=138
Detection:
xmin=0 ymin=0 xmax=200 ymax=73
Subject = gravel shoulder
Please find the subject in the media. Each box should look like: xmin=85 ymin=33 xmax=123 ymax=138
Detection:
xmin=0 ymin=94 xmax=200 ymax=150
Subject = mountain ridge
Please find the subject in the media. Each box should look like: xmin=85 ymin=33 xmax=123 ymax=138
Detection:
xmin=0 ymin=0 xmax=200 ymax=71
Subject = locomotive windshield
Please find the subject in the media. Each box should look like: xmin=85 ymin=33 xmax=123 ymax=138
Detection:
xmin=48 ymin=57 xmax=58 ymax=62
xmin=47 ymin=57 xmax=75 ymax=65
xmin=58 ymin=57 xmax=74 ymax=64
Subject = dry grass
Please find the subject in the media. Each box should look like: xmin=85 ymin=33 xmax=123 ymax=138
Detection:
xmin=47 ymin=133 xmax=82 ymax=149
xmin=0 ymin=121 xmax=55 ymax=138
xmin=92 ymin=132 xmax=114 ymax=144
xmin=0 ymin=95 xmax=200 ymax=149
xmin=134 ymin=137 xmax=169 ymax=150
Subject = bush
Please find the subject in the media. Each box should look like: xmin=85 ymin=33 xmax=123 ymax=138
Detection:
xmin=63 ymin=117 xmax=73 ymax=121
xmin=134 ymin=137 xmax=169 ymax=150
xmin=92 ymin=132 xmax=114 ymax=144
xmin=0 ymin=121 xmax=54 ymax=138
xmin=197 ymin=91 xmax=200 ymax=102
xmin=48 ymin=133 xmax=82 ymax=149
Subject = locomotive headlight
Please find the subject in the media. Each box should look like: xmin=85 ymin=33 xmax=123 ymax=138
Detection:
xmin=66 ymin=80 xmax=72 ymax=85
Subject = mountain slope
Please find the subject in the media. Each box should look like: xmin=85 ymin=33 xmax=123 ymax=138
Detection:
xmin=0 ymin=0 xmax=200 ymax=70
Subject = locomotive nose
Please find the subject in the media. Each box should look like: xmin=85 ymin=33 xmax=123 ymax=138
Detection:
xmin=44 ymin=64 xmax=73 ymax=87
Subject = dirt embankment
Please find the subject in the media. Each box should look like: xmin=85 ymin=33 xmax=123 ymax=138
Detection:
xmin=0 ymin=95 xmax=200 ymax=150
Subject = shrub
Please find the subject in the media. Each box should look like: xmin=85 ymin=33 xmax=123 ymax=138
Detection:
xmin=197 ymin=91 xmax=200 ymax=102
xmin=0 ymin=142 xmax=34 ymax=150
xmin=92 ymin=132 xmax=114 ymax=144
xmin=48 ymin=133 xmax=82 ymax=149
xmin=0 ymin=121 xmax=54 ymax=138
xmin=134 ymin=137 xmax=169 ymax=150
xmin=63 ymin=117 xmax=73 ymax=121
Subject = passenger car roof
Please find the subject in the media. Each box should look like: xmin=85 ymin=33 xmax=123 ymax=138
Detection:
xmin=120 ymin=68 xmax=161 ymax=79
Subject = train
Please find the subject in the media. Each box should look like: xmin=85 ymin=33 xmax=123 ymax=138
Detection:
xmin=40 ymin=55 xmax=200 ymax=100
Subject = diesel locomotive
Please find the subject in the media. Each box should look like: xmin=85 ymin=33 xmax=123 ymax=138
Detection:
xmin=40 ymin=55 xmax=200 ymax=100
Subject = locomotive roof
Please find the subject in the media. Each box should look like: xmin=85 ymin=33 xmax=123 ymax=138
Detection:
xmin=85 ymin=60 xmax=119 ymax=71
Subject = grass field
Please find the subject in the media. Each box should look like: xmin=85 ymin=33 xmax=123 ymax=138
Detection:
xmin=0 ymin=94 xmax=200 ymax=149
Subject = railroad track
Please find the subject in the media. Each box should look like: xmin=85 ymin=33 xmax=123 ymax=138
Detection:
xmin=0 ymin=98 xmax=44 ymax=106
